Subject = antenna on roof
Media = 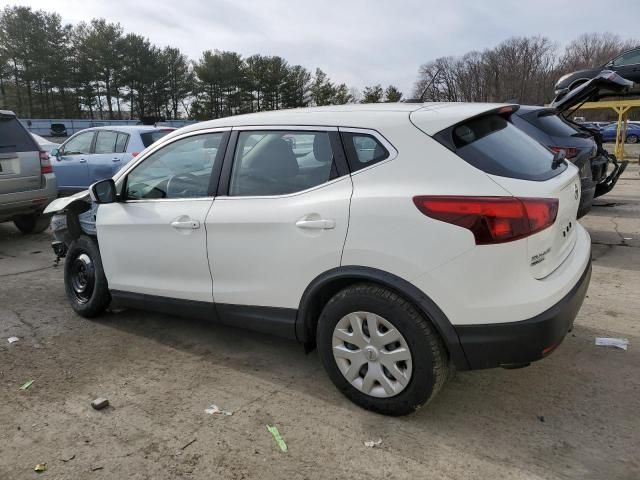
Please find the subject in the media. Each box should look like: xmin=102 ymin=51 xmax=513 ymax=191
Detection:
xmin=419 ymin=68 xmax=442 ymax=102
xmin=404 ymin=68 xmax=442 ymax=103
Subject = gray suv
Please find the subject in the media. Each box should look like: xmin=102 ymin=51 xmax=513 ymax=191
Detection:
xmin=0 ymin=110 xmax=57 ymax=233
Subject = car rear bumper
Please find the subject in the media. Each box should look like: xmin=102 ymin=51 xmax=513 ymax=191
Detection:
xmin=454 ymin=256 xmax=591 ymax=370
xmin=0 ymin=173 xmax=57 ymax=222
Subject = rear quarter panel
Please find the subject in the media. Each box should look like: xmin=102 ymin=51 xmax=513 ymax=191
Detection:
xmin=341 ymin=120 xmax=513 ymax=282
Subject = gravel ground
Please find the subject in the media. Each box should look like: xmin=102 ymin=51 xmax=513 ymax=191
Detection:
xmin=0 ymin=166 xmax=638 ymax=480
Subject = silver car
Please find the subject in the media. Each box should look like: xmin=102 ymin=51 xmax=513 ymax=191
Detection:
xmin=0 ymin=110 xmax=57 ymax=234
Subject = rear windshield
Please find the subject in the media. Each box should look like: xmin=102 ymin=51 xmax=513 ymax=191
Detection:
xmin=526 ymin=112 xmax=580 ymax=137
xmin=0 ymin=117 xmax=38 ymax=153
xmin=140 ymin=130 xmax=172 ymax=148
xmin=437 ymin=114 xmax=566 ymax=181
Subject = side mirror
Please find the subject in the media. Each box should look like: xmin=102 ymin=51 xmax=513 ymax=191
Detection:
xmin=50 ymin=148 xmax=60 ymax=159
xmin=89 ymin=179 xmax=117 ymax=204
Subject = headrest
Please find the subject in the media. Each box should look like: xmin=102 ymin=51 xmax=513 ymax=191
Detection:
xmin=313 ymin=134 xmax=333 ymax=163
xmin=251 ymin=138 xmax=299 ymax=178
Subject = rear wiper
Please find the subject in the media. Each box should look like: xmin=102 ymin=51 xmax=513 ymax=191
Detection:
xmin=552 ymin=150 xmax=566 ymax=169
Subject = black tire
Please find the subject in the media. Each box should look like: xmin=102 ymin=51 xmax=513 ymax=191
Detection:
xmin=626 ymin=134 xmax=638 ymax=144
xmin=13 ymin=213 xmax=51 ymax=234
xmin=317 ymin=283 xmax=448 ymax=416
xmin=64 ymin=236 xmax=111 ymax=317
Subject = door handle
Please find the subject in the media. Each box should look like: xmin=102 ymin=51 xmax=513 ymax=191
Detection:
xmin=79 ymin=158 xmax=87 ymax=163
xmin=171 ymin=219 xmax=200 ymax=230
xmin=295 ymin=218 xmax=335 ymax=230
xmin=112 ymin=158 xmax=121 ymax=162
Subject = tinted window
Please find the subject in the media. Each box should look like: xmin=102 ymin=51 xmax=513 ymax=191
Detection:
xmin=125 ymin=132 xmax=226 ymax=200
xmin=63 ymin=131 xmax=94 ymax=155
xmin=440 ymin=114 xmax=565 ymax=181
xmin=612 ymin=49 xmax=640 ymax=66
xmin=230 ymin=131 xmax=335 ymax=196
xmin=94 ymin=131 xmax=118 ymax=154
xmin=140 ymin=130 xmax=172 ymax=148
xmin=0 ymin=117 xmax=37 ymax=153
xmin=115 ymin=133 xmax=128 ymax=153
xmin=526 ymin=112 xmax=579 ymax=137
xmin=341 ymin=132 xmax=389 ymax=172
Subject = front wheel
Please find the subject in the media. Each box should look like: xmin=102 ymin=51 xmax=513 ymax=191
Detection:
xmin=626 ymin=134 xmax=638 ymax=144
xmin=64 ymin=236 xmax=111 ymax=317
xmin=317 ymin=283 xmax=448 ymax=416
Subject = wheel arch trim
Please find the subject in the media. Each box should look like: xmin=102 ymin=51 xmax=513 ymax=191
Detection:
xmin=296 ymin=266 xmax=470 ymax=370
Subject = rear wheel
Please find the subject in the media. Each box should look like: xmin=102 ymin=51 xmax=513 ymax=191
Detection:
xmin=317 ymin=283 xmax=448 ymax=416
xmin=626 ymin=134 xmax=638 ymax=144
xmin=64 ymin=236 xmax=111 ymax=317
xmin=13 ymin=213 xmax=51 ymax=234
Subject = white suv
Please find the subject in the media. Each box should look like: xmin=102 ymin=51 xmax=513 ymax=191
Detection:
xmin=45 ymin=103 xmax=592 ymax=416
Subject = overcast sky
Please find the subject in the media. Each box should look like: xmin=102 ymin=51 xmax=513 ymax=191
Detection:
xmin=3 ymin=0 xmax=638 ymax=95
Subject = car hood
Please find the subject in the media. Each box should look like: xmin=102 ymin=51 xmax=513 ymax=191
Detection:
xmin=44 ymin=190 xmax=90 ymax=214
xmin=551 ymin=70 xmax=634 ymax=112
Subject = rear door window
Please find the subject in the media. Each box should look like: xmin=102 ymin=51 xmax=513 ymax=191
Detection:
xmin=0 ymin=117 xmax=37 ymax=153
xmin=436 ymin=114 xmax=566 ymax=181
xmin=229 ymin=130 xmax=336 ymax=196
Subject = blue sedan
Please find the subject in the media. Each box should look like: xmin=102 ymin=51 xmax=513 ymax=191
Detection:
xmin=600 ymin=122 xmax=640 ymax=144
xmin=50 ymin=126 xmax=174 ymax=195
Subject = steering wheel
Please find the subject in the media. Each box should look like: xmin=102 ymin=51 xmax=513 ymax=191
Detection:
xmin=166 ymin=172 xmax=204 ymax=198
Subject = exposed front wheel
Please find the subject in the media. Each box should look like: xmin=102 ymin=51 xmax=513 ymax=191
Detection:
xmin=13 ymin=213 xmax=51 ymax=234
xmin=626 ymin=134 xmax=638 ymax=144
xmin=317 ymin=283 xmax=448 ymax=416
xmin=64 ymin=236 xmax=111 ymax=317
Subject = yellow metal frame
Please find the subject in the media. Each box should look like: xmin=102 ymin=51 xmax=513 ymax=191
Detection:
xmin=571 ymin=99 xmax=640 ymax=159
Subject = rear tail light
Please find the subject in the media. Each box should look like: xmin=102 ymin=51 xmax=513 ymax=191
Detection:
xmin=413 ymin=196 xmax=559 ymax=245
xmin=550 ymin=146 xmax=579 ymax=159
xmin=131 ymin=152 xmax=140 ymax=157
xmin=39 ymin=151 xmax=53 ymax=174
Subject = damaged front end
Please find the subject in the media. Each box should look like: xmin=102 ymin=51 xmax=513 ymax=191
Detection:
xmin=44 ymin=192 xmax=98 ymax=264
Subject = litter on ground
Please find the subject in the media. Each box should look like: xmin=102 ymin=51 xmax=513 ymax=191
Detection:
xmin=91 ymin=398 xmax=109 ymax=410
xmin=34 ymin=463 xmax=46 ymax=472
xmin=20 ymin=380 xmax=34 ymax=390
xmin=205 ymin=404 xmax=233 ymax=416
xmin=7 ymin=336 xmax=19 ymax=344
xmin=364 ymin=439 xmax=383 ymax=448
xmin=595 ymin=337 xmax=629 ymax=350
xmin=267 ymin=424 xmax=288 ymax=452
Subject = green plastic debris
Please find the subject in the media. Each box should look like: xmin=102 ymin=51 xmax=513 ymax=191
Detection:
xmin=20 ymin=380 xmax=34 ymax=391
xmin=34 ymin=463 xmax=46 ymax=472
xmin=266 ymin=424 xmax=287 ymax=452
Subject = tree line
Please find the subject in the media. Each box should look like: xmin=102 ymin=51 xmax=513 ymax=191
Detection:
xmin=413 ymin=33 xmax=637 ymax=105
xmin=0 ymin=6 xmax=403 ymax=120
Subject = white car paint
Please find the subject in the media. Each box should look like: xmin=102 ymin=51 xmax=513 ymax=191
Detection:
xmin=86 ymin=103 xmax=588 ymax=330
xmin=31 ymin=133 xmax=59 ymax=154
